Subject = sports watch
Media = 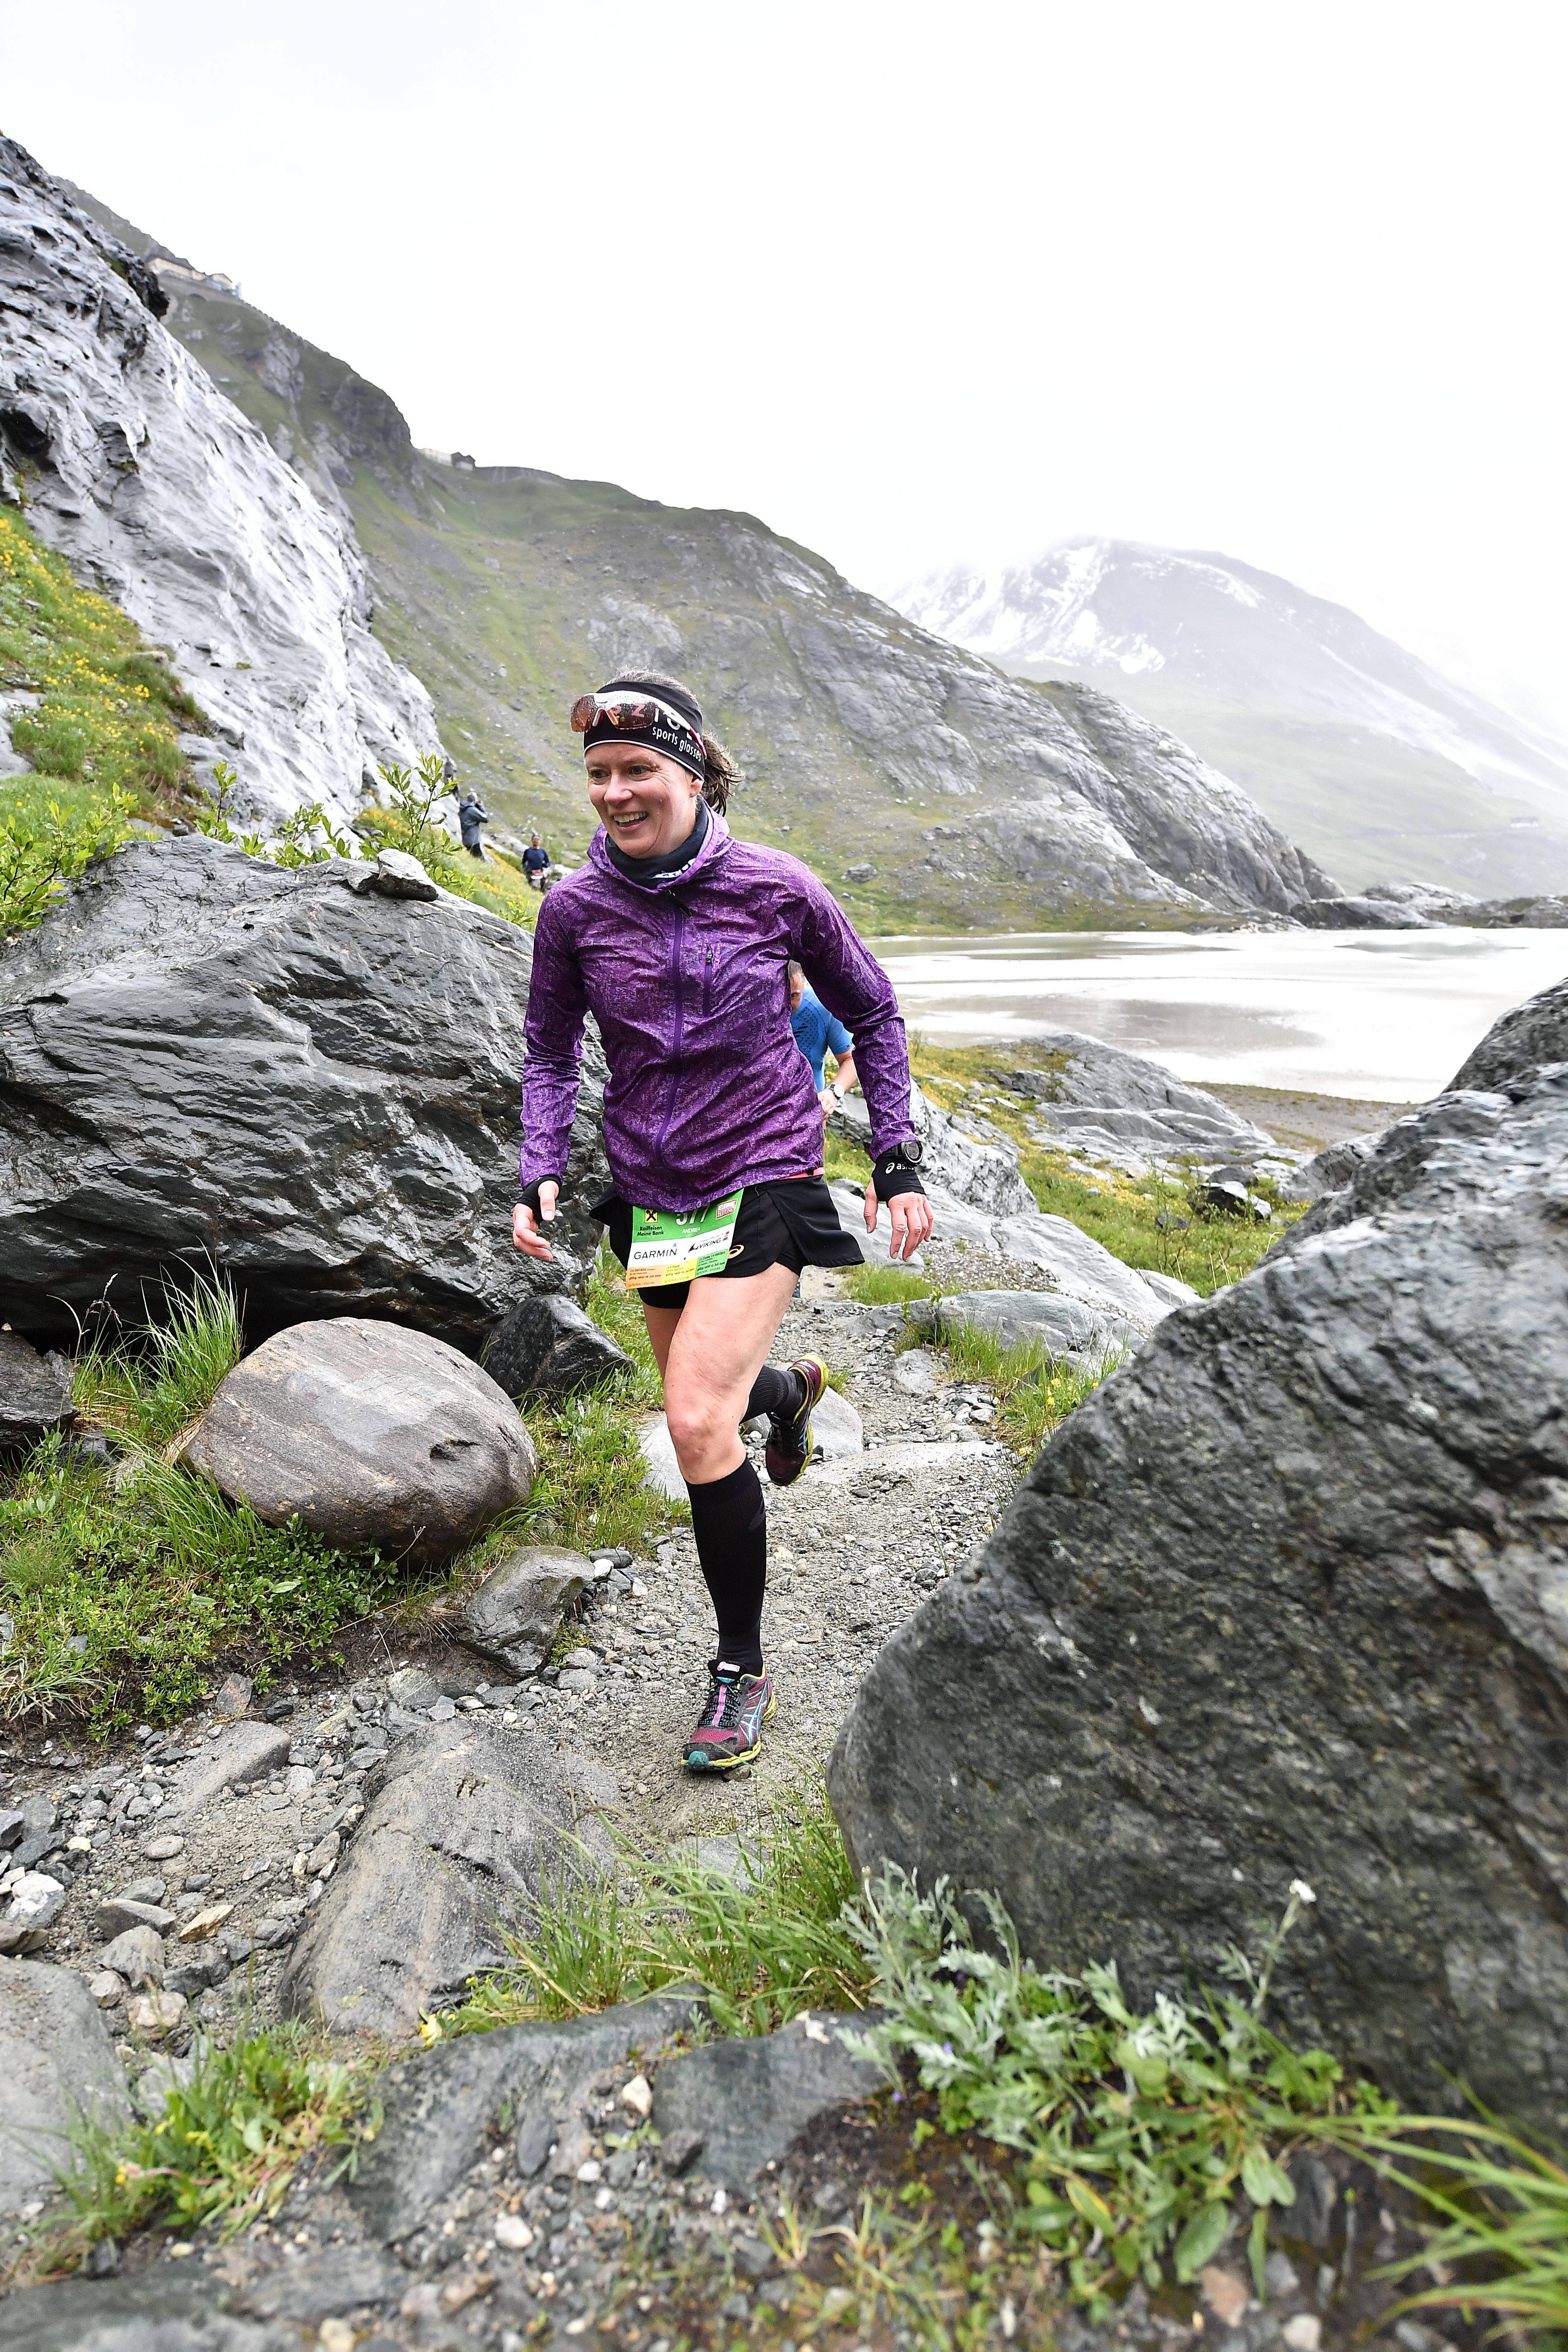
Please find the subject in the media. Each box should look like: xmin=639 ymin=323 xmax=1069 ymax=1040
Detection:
xmin=871 ymin=1137 xmax=926 ymax=1202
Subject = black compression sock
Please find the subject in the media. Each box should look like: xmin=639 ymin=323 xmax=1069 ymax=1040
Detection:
xmin=745 ymin=1364 xmax=803 ymax=1423
xmin=685 ymin=1457 xmax=768 ymax=1676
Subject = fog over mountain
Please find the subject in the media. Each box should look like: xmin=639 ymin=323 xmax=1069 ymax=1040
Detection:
xmin=24 ymin=166 xmax=1337 ymax=936
xmin=895 ymin=542 xmax=1568 ymax=898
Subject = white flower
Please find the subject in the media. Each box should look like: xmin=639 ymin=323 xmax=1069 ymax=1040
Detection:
xmin=1289 ymin=1878 xmax=1317 ymax=1905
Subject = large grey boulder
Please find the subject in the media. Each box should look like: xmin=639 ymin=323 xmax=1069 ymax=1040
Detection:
xmin=1279 ymin=1130 xmax=1383 ymax=1205
xmin=279 ymin=1718 xmax=617 ymax=2039
xmin=0 ymin=1333 xmax=74 ymax=1452
xmin=456 ymin=1545 xmax=589 ymax=1678
xmin=0 ymin=836 xmax=609 ymax=1351
xmin=180 ymin=1318 xmax=536 ymax=1568
xmin=483 ymin=1291 xmax=634 ymax=1400
xmin=0 ymin=1958 xmax=131 ymax=2212
xmin=1003 ymin=1030 xmax=1275 ymax=1164
xmin=651 ymin=2009 xmax=887 ymax=2191
xmin=830 ymin=978 xmax=1568 ymax=2133
xmin=347 ymin=1991 xmax=706 ymax=2241
xmin=0 ymin=136 xmax=438 ymax=830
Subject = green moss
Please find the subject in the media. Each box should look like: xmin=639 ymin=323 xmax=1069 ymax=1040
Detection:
xmin=0 ymin=507 xmax=198 ymax=798
xmin=0 ymin=507 xmax=199 ymax=936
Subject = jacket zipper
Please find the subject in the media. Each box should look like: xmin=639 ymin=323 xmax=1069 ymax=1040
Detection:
xmin=652 ymin=898 xmax=687 ymax=1168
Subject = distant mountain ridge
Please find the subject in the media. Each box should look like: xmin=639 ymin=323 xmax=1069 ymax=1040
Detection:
xmin=35 ymin=157 xmax=1338 ymax=933
xmin=895 ymin=542 xmax=1568 ymax=897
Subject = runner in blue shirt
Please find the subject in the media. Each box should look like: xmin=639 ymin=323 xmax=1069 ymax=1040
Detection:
xmin=788 ymin=959 xmax=859 ymax=1113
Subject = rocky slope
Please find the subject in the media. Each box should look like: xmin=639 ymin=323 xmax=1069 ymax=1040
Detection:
xmin=69 ymin=182 xmax=1342 ymax=933
xmin=0 ymin=137 xmax=441 ymax=828
xmin=896 ymin=540 xmax=1568 ymax=899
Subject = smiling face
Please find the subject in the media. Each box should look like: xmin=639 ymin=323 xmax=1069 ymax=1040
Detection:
xmin=585 ymin=740 xmax=702 ymax=860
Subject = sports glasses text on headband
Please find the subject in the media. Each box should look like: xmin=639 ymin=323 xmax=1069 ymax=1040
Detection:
xmin=570 ymin=691 xmax=701 ymax=739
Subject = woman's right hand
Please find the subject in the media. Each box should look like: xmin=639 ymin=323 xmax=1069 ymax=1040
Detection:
xmin=512 ymin=1182 xmax=559 ymax=1260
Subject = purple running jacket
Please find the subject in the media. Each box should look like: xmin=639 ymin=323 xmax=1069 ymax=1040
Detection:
xmin=519 ymin=815 xmax=915 ymax=1214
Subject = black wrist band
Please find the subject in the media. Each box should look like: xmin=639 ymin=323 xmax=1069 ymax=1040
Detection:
xmin=872 ymin=1158 xmax=927 ymax=1204
xmin=518 ymin=1179 xmax=560 ymax=1218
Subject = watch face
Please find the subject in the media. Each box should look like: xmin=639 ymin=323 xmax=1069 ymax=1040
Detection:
xmin=901 ymin=1138 xmax=924 ymax=1166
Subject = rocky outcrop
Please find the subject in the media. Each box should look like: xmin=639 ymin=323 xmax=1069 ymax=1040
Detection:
xmin=1450 ymin=971 xmax=1568 ymax=1091
xmin=0 ymin=136 xmax=440 ymax=827
xmin=280 ymin=1720 xmax=618 ymax=2040
xmin=346 ymin=1992 xmax=708 ymax=2241
xmin=1001 ymin=1031 xmax=1276 ymax=1165
xmin=180 ymin=1320 xmax=537 ymax=1569
xmin=0 ymin=835 xmax=604 ymax=1349
xmin=830 ymin=979 xmax=1568 ymax=2132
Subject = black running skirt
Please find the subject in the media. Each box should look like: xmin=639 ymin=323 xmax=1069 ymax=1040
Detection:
xmin=594 ymin=1176 xmax=864 ymax=1309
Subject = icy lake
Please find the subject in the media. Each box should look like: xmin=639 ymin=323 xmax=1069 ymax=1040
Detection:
xmin=875 ymin=927 xmax=1568 ymax=1102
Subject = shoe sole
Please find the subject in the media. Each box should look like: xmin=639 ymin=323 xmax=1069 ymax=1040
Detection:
xmin=683 ymin=1684 xmax=777 ymax=1772
xmin=764 ymin=1358 xmax=828 ymax=1487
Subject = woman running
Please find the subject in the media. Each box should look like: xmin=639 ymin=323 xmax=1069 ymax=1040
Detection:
xmin=513 ymin=673 xmax=932 ymax=1772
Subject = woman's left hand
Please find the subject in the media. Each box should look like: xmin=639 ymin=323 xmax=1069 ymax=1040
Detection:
xmin=864 ymin=1181 xmax=934 ymax=1263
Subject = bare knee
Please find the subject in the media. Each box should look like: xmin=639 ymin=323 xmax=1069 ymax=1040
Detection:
xmin=665 ymin=1389 xmax=724 ymax=1461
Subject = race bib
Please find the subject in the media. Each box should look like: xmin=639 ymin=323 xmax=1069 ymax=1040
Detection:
xmin=624 ymin=1190 xmax=743 ymax=1290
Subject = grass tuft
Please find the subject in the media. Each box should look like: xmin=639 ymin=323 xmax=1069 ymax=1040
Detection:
xmin=447 ymin=1772 xmax=871 ymax=2040
xmin=846 ymin=1872 xmax=1373 ymax=2316
xmin=34 ymin=2022 xmax=379 ymax=2269
xmin=1326 ymin=2110 xmax=1568 ymax=2336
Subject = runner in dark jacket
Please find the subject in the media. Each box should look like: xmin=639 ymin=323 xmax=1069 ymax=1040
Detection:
xmin=514 ymin=672 xmax=931 ymax=1770
xmin=457 ymin=793 xmax=490 ymax=857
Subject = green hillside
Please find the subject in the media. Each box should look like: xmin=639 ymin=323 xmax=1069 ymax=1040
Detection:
xmin=67 ymin=196 xmax=1328 ymax=935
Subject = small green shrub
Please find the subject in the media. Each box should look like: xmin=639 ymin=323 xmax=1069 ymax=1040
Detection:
xmin=449 ymin=1773 xmax=871 ymax=2039
xmin=0 ymin=784 xmax=136 ymax=938
xmin=846 ymin=1873 xmax=1373 ymax=2314
xmin=42 ymin=2022 xmax=379 ymax=2259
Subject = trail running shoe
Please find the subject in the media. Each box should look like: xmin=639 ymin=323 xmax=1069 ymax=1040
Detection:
xmin=764 ymin=1356 xmax=828 ymax=1486
xmin=683 ymin=1663 xmax=776 ymax=1772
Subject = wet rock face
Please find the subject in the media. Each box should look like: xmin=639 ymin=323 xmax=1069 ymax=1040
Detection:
xmin=0 ymin=836 xmax=605 ymax=1348
xmin=830 ymin=981 xmax=1568 ymax=2133
xmin=180 ymin=1318 xmax=537 ymax=1569
xmin=0 ymin=135 xmax=440 ymax=827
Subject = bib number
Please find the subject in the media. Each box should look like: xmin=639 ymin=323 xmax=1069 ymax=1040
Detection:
xmin=624 ymin=1190 xmax=743 ymax=1289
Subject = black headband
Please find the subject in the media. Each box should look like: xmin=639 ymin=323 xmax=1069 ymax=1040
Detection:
xmin=579 ymin=678 xmax=706 ymax=781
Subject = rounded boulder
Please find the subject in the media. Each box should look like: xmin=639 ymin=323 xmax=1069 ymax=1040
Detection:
xmin=180 ymin=1317 xmax=536 ymax=1568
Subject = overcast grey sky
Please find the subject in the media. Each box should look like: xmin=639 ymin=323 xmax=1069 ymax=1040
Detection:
xmin=6 ymin=0 xmax=1565 ymax=728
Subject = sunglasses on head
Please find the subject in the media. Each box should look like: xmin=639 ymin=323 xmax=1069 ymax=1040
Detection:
xmin=570 ymin=690 xmax=698 ymax=738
